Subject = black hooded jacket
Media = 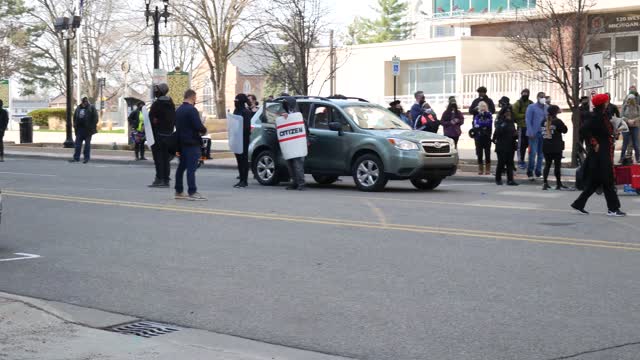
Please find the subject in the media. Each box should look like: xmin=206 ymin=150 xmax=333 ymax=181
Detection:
xmin=149 ymin=96 xmax=176 ymax=135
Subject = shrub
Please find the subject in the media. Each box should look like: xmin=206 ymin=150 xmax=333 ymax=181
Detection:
xmin=27 ymin=108 xmax=67 ymax=127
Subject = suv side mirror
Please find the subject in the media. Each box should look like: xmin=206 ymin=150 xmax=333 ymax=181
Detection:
xmin=328 ymin=122 xmax=343 ymax=134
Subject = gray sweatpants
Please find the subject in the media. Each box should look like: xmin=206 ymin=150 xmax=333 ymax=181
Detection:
xmin=286 ymin=157 xmax=305 ymax=186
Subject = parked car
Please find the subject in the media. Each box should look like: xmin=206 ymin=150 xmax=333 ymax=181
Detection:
xmin=249 ymin=96 xmax=459 ymax=192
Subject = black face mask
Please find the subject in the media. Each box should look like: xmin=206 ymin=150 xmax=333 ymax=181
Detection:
xmin=521 ymin=94 xmax=529 ymax=101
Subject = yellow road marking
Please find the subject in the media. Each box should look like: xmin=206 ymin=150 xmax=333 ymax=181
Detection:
xmin=5 ymin=190 xmax=640 ymax=252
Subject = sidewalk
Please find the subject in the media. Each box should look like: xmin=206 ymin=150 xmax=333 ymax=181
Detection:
xmin=0 ymin=292 xmax=351 ymax=360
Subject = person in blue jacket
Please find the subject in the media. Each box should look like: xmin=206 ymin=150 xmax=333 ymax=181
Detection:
xmin=472 ymin=101 xmax=493 ymax=175
xmin=174 ymin=89 xmax=208 ymax=201
xmin=525 ymin=92 xmax=548 ymax=181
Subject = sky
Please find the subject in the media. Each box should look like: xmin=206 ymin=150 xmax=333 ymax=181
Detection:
xmin=326 ymin=0 xmax=377 ymax=27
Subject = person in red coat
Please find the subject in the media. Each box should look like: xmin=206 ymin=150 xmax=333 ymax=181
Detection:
xmin=571 ymin=93 xmax=625 ymax=216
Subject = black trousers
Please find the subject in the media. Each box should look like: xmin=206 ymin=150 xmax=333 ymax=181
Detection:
xmin=475 ymin=136 xmax=491 ymax=164
xmin=518 ymin=127 xmax=529 ymax=163
xmin=543 ymin=152 xmax=562 ymax=185
xmin=151 ymin=136 xmax=171 ymax=182
xmin=572 ymin=182 xmax=621 ymax=212
xmin=0 ymin=130 xmax=4 ymax=157
xmin=135 ymin=143 xmax=145 ymax=159
xmin=496 ymin=150 xmax=515 ymax=182
xmin=235 ymin=137 xmax=250 ymax=182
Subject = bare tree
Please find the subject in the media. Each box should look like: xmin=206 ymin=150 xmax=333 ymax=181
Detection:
xmin=173 ymin=0 xmax=257 ymax=119
xmin=505 ymin=0 xmax=596 ymax=166
xmin=160 ymin=23 xmax=200 ymax=73
xmin=255 ymin=0 xmax=327 ymax=96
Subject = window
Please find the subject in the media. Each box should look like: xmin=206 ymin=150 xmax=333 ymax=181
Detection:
xmin=434 ymin=0 xmax=451 ymax=13
xmin=203 ymin=85 xmax=215 ymax=115
xmin=312 ymin=106 xmax=332 ymax=130
xmin=491 ymin=0 xmax=508 ymax=12
xmin=469 ymin=0 xmax=488 ymax=13
xmin=452 ymin=0 xmax=468 ymax=12
xmin=343 ymin=105 xmax=410 ymax=130
xmin=432 ymin=26 xmax=455 ymax=38
xmin=243 ymin=80 xmax=252 ymax=94
xmin=407 ymin=59 xmax=456 ymax=96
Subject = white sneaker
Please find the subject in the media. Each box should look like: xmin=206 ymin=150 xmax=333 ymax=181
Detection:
xmin=175 ymin=192 xmax=188 ymax=200
xmin=188 ymin=192 xmax=207 ymax=201
xmin=607 ymin=210 xmax=626 ymax=217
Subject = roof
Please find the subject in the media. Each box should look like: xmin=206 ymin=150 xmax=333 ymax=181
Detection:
xmin=229 ymin=44 xmax=273 ymax=76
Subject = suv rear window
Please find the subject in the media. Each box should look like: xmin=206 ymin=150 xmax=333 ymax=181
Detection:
xmin=261 ymin=102 xmax=311 ymax=124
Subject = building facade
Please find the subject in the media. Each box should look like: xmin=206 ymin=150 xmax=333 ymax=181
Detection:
xmin=310 ymin=0 xmax=640 ymax=113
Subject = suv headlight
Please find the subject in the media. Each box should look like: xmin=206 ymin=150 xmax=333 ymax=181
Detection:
xmin=388 ymin=138 xmax=419 ymax=151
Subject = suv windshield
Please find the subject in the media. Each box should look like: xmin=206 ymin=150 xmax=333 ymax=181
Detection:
xmin=343 ymin=105 xmax=411 ymax=130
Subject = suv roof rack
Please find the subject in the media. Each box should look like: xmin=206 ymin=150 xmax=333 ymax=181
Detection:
xmin=271 ymin=95 xmax=330 ymax=102
xmin=326 ymin=96 xmax=369 ymax=103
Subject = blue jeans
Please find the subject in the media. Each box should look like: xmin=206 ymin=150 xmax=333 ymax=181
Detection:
xmin=621 ymin=127 xmax=640 ymax=162
xmin=175 ymin=146 xmax=200 ymax=195
xmin=527 ymin=133 xmax=543 ymax=176
xmin=73 ymin=128 xmax=92 ymax=161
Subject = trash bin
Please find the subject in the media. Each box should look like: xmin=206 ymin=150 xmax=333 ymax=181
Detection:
xmin=19 ymin=117 xmax=33 ymax=144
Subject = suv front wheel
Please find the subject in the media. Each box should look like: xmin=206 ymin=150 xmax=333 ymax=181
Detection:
xmin=253 ymin=150 xmax=280 ymax=186
xmin=352 ymin=154 xmax=388 ymax=192
xmin=410 ymin=177 xmax=442 ymax=190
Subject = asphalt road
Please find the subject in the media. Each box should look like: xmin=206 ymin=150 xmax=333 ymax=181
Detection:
xmin=1 ymin=158 xmax=640 ymax=360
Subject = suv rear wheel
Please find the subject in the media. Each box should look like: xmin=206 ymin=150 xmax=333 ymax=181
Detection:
xmin=410 ymin=177 xmax=442 ymax=190
xmin=312 ymin=175 xmax=339 ymax=185
xmin=352 ymin=154 xmax=388 ymax=192
xmin=253 ymin=150 xmax=280 ymax=186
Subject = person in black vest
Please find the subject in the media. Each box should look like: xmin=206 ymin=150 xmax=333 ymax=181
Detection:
xmin=493 ymin=105 xmax=518 ymax=186
xmin=541 ymin=105 xmax=569 ymax=190
xmin=149 ymin=83 xmax=176 ymax=188
xmin=70 ymin=96 xmax=99 ymax=164
xmin=0 ymin=100 xmax=8 ymax=162
xmin=571 ymin=94 xmax=625 ymax=216
xmin=232 ymin=93 xmax=253 ymax=188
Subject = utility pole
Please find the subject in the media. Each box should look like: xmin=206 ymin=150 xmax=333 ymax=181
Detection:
xmin=329 ymin=30 xmax=335 ymax=96
xmin=145 ymin=0 xmax=170 ymax=70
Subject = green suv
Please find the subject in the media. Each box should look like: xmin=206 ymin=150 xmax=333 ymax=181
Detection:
xmin=249 ymin=96 xmax=458 ymax=192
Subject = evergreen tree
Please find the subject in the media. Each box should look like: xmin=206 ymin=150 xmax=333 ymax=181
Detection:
xmin=0 ymin=0 xmax=30 ymax=79
xmin=348 ymin=0 xmax=414 ymax=45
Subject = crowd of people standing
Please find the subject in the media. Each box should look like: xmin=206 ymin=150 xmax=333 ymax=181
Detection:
xmin=392 ymin=85 xmax=640 ymax=216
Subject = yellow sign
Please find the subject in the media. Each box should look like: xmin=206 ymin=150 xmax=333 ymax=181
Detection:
xmin=166 ymin=71 xmax=190 ymax=104
xmin=0 ymin=80 xmax=9 ymax=108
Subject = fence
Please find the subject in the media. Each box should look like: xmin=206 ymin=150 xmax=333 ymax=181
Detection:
xmin=379 ymin=64 xmax=639 ymax=115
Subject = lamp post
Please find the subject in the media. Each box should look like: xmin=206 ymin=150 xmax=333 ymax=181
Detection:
xmin=145 ymin=0 xmax=170 ymax=70
xmin=98 ymin=76 xmax=106 ymax=123
xmin=54 ymin=15 xmax=81 ymax=148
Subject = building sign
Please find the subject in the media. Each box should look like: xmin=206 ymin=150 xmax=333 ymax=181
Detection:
xmin=0 ymin=80 xmax=9 ymax=108
xmin=166 ymin=71 xmax=190 ymax=104
xmin=590 ymin=13 xmax=640 ymax=34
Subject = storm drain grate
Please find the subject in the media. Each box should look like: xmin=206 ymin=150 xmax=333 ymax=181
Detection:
xmin=105 ymin=321 xmax=180 ymax=338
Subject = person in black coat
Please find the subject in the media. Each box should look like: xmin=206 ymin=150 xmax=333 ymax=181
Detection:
xmin=232 ymin=93 xmax=253 ymax=188
xmin=70 ymin=96 xmax=99 ymax=164
xmin=493 ymin=106 xmax=518 ymax=186
xmin=571 ymin=94 xmax=625 ymax=216
xmin=149 ymin=83 xmax=176 ymax=188
xmin=0 ymin=100 xmax=8 ymax=162
xmin=469 ymin=86 xmax=496 ymax=116
xmin=541 ymin=105 xmax=569 ymax=190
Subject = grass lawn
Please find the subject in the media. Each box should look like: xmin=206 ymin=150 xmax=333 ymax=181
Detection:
xmin=36 ymin=129 xmax=125 ymax=134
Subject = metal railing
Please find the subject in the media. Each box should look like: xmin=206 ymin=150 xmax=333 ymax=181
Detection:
xmin=376 ymin=65 xmax=640 ymax=115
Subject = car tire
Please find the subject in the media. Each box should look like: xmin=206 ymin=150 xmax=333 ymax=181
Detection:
xmin=312 ymin=175 xmax=339 ymax=185
xmin=410 ymin=177 xmax=442 ymax=190
xmin=253 ymin=150 xmax=280 ymax=186
xmin=352 ymin=154 xmax=388 ymax=192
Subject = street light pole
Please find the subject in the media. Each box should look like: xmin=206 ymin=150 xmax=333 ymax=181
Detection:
xmin=55 ymin=16 xmax=82 ymax=148
xmin=145 ymin=0 xmax=170 ymax=70
xmin=65 ymin=37 xmax=74 ymax=148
